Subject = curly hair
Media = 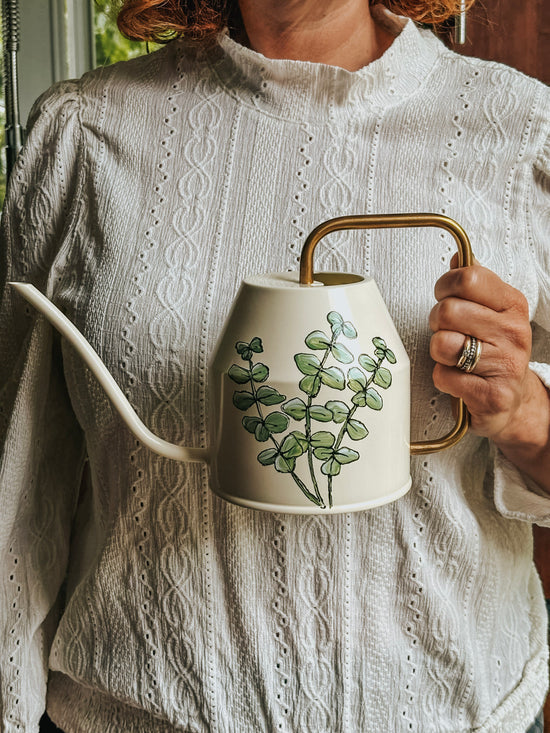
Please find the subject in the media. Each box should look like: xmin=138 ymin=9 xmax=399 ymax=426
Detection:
xmin=116 ymin=0 xmax=476 ymax=44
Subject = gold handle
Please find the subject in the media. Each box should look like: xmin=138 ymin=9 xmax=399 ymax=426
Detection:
xmin=299 ymin=213 xmax=473 ymax=455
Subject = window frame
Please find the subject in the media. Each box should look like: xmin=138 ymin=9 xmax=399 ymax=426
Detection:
xmin=18 ymin=0 xmax=95 ymax=125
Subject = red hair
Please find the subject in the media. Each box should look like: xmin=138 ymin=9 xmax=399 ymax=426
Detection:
xmin=116 ymin=0 xmax=476 ymax=44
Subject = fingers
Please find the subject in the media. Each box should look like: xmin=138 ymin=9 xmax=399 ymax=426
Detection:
xmin=429 ymin=297 xmax=528 ymax=349
xmin=431 ymin=361 xmax=525 ymax=438
xmin=430 ymin=260 xmax=534 ymax=440
xmin=430 ymin=330 xmax=504 ymax=377
xmin=434 ymin=264 xmax=529 ymax=316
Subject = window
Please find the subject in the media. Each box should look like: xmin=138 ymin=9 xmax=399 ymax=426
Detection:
xmin=0 ymin=0 xmax=150 ymax=206
xmin=94 ymin=1 xmax=147 ymax=67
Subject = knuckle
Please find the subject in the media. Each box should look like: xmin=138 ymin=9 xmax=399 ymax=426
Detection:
xmin=429 ymin=332 xmax=445 ymax=361
xmin=500 ymin=319 xmax=532 ymax=353
xmin=484 ymin=380 xmax=514 ymax=413
xmin=450 ymin=265 xmax=482 ymax=297
xmin=459 ymin=265 xmax=481 ymax=291
xmin=437 ymin=298 xmax=459 ymax=326
xmin=510 ymin=288 xmax=529 ymax=317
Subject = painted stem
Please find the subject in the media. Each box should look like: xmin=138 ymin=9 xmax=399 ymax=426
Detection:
xmin=303 ymin=335 xmax=336 ymax=507
xmin=334 ymin=354 xmax=385 ymax=451
xmin=247 ymin=359 xmax=323 ymax=507
xmin=305 ymin=396 xmax=324 ymax=506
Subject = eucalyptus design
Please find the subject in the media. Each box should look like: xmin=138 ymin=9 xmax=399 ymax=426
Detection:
xmin=228 ymin=312 xmax=396 ymax=509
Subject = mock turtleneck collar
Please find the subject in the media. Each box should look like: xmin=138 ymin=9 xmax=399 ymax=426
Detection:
xmin=207 ymin=10 xmax=445 ymax=122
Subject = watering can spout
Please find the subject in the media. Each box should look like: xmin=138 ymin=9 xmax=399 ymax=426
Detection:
xmin=9 ymin=283 xmax=209 ymax=464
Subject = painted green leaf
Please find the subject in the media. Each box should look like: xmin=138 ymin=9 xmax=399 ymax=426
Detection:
xmin=242 ymin=416 xmax=261 ymax=434
xmin=372 ymin=337 xmax=387 ymax=349
xmin=311 ymin=431 xmax=336 ymax=448
xmin=235 ymin=342 xmax=253 ymax=360
xmin=351 ymin=392 xmax=367 ymax=407
xmin=342 ymin=321 xmax=357 ymax=339
xmin=334 ymin=447 xmax=360 ymax=464
xmin=290 ymin=431 xmax=309 ymax=450
xmin=346 ymin=419 xmax=369 ymax=440
xmin=249 ymin=337 xmax=263 ymax=353
xmin=236 ymin=338 xmax=263 ymax=359
xmin=331 ymin=342 xmax=354 ymax=364
xmin=228 ymin=364 xmax=250 ymax=384
xmin=264 ymin=412 xmax=289 ymax=434
xmin=251 ymin=363 xmax=269 ymax=382
xmin=305 ymin=330 xmax=331 ymax=350
xmin=275 ymin=454 xmax=295 ymax=473
xmin=256 ymin=386 xmax=286 ymax=405
xmin=374 ymin=348 xmax=386 ymax=359
xmin=366 ymin=388 xmax=383 ymax=410
xmin=299 ymin=374 xmax=322 ymax=397
xmin=257 ymin=448 xmax=278 ymax=466
xmin=347 ymin=366 xmax=366 ymax=392
xmin=320 ymin=366 xmax=345 ymax=390
xmin=327 ymin=311 xmax=343 ymax=336
xmin=313 ymin=446 xmax=334 ymax=461
xmin=291 ymin=430 xmax=309 ymax=450
xmin=326 ymin=400 xmax=349 ymax=423
xmin=232 ymin=391 xmax=256 ymax=410
xmin=255 ymin=423 xmax=271 ymax=441
xmin=280 ymin=433 xmax=307 ymax=459
xmin=309 ymin=405 xmax=333 ymax=422
xmin=358 ymin=354 xmax=377 ymax=372
xmin=295 ymin=352 xmax=322 ymax=376
xmin=321 ymin=458 xmax=342 ymax=476
xmin=374 ymin=367 xmax=392 ymax=389
xmin=282 ymin=397 xmax=307 ymax=419
xmin=385 ymin=348 xmax=397 ymax=364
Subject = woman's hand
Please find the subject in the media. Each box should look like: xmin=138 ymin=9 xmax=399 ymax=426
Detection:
xmin=429 ymin=256 xmax=534 ymax=441
xmin=429 ymin=256 xmax=550 ymax=493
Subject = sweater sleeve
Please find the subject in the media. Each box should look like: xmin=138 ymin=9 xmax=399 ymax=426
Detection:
xmin=0 ymin=82 xmax=87 ymax=732
xmin=493 ymin=124 xmax=550 ymax=526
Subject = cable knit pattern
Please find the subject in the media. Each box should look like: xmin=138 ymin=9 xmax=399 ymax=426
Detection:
xmin=1 ymin=15 xmax=550 ymax=733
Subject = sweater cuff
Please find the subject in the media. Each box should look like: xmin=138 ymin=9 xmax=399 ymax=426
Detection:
xmin=493 ymin=362 xmax=550 ymax=526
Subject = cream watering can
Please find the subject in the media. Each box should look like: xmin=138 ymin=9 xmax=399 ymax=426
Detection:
xmin=12 ymin=213 xmax=473 ymax=514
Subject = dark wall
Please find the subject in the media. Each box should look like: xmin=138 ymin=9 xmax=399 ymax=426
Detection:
xmin=451 ymin=0 xmax=550 ymax=84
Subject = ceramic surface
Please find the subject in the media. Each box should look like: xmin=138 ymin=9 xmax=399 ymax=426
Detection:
xmin=210 ymin=272 xmax=411 ymax=513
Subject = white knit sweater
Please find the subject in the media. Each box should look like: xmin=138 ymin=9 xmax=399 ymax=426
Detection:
xmin=1 ymin=13 xmax=550 ymax=733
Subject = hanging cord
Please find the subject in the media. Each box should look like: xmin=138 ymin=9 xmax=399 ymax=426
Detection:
xmin=2 ymin=0 xmax=24 ymax=180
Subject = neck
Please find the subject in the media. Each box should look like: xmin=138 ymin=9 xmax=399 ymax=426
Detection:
xmin=236 ymin=0 xmax=395 ymax=71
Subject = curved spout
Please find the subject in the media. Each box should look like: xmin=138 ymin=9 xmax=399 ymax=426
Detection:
xmin=10 ymin=283 xmax=209 ymax=464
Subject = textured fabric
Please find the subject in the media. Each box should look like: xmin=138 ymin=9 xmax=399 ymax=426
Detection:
xmin=531 ymin=714 xmax=546 ymax=733
xmin=1 ymin=13 xmax=550 ymax=733
xmin=525 ymin=709 xmax=544 ymax=733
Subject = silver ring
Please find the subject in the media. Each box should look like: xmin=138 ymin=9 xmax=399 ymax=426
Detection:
xmin=456 ymin=335 xmax=482 ymax=373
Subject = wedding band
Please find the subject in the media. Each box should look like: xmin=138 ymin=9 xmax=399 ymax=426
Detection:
xmin=456 ymin=335 xmax=482 ymax=373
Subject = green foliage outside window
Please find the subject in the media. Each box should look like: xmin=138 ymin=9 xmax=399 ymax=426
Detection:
xmin=0 ymin=3 xmax=156 ymax=207
xmin=94 ymin=1 xmax=156 ymax=66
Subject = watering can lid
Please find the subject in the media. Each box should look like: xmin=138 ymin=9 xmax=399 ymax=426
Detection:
xmin=243 ymin=271 xmax=370 ymax=290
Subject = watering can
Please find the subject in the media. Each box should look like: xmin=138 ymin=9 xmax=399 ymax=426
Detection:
xmin=11 ymin=213 xmax=472 ymax=514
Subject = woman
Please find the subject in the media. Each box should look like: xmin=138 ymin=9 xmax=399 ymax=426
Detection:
xmin=1 ymin=0 xmax=549 ymax=730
